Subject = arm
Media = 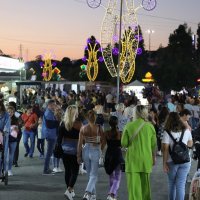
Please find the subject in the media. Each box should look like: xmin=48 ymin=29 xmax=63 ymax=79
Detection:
xmin=162 ymin=143 xmax=169 ymax=173
xmin=100 ymin=127 xmax=106 ymax=151
xmin=77 ymin=127 xmax=84 ymax=164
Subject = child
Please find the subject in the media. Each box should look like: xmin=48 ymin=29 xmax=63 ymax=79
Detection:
xmin=37 ymin=117 xmax=45 ymax=158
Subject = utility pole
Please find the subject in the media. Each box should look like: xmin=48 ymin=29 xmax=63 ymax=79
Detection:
xmin=116 ymin=0 xmax=123 ymax=104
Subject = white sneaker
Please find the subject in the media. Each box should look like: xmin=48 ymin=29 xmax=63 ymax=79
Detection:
xmin=83 ymin=192 xmax=91 ymax=200
xmin=64 ymin=189 xmax=74 ymax=200
xmin=52 ymin=167 xmax=58 ymax=173
xmin=8 ymin=170 xmax=13 ymax=176
xmin=107 ymin=195 xmax=115 ymax=200
xmin=71 ymin=190 xmax=75 ymax=197
xmin=57 ymin=167 xmax=63 ymax=173
xmin=157 ymin=151 xmax=162 ymax=156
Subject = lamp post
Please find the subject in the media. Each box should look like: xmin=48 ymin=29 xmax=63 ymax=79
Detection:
xmin=116 ymin=0 xmax=123 ymax=104
xmin=147 ymin=29 xmax=154 ymax=51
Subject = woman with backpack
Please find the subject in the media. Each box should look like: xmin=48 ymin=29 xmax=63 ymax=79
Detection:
xmin=162 ymin=112 xmax=193 ymax=200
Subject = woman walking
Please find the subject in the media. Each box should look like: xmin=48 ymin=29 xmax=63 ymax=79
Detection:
xmin=104 ymin=116 xmax=123 ymax=200
xmin=77 ymin=110 xmax=106 ymax=200
xmin=57 ymin=105 xmax=82 ymax=200
xmin=121 ymin=105 xmax=157 ymax=200
xmin=162 ymin=112 xmax=193 ymax=200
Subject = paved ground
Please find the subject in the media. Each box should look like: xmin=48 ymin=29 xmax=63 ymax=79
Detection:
xmin=0 ymin=142 xmax=197 ymax=200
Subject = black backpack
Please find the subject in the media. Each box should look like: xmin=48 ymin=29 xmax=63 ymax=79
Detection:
xmin=167 ymin=130 xmax=190 ymax=164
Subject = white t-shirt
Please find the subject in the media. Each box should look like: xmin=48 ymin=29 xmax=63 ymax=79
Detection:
xmin=162 ymin=129 xmax=192 ymax=162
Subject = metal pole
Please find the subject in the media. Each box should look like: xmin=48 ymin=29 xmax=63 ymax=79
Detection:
xmin=117 ymin=0 xmax=123 ymax=104
xmin=149 ymin=32 xmax=151 ymax=51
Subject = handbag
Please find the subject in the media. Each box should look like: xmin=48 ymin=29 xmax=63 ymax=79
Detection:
xmin=121 ymin=121 xmax=146 ymax=172
xmin=53 ymin=143 xmax=64 ymax=158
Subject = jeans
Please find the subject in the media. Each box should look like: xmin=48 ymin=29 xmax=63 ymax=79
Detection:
xmin=109 ymin=165 xmax=122 ymax=197
xmin=37 ymin=138 xmax=45 ymax=156
xmin=53 ymin=157 xmax=60 ymax=168
xmin=167 ymin=161 xmax=191 ymax=200
xmin=62 ymin=154 xmax=79 ymax=188
xmin=43 ymin=138 xmax=56 ymax=172
xmin=0 ymin=133 xmax=9 ymax=174
xmin=82 ymin=143 xmax=100 ymax=194
xmin=13 ymin=132 xmax=22 ymax=164
xmin=8 ymin=142 xmax=17 ymax=170
xmin=23 ymin=130 xmax=35 ymax=157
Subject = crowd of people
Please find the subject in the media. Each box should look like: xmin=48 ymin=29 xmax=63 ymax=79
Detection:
xmin=0 ymin=87 xmax=200 ymax=200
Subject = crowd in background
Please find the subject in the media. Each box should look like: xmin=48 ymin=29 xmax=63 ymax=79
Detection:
xmin=0 ymin=86 xmax=200 ymax=200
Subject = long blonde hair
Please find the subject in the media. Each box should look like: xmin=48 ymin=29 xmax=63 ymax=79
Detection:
xmin=63 ymin=105 xmax=79 ymax=131
xmin=132 ymin=105 xmax=149 ymax=121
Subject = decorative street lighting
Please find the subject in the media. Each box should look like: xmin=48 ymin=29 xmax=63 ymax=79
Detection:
xmin=147 ymin=29 xmax=154 ymax=51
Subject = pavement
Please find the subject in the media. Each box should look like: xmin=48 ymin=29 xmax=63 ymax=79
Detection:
xmin=0 ymin=142 xmax=197 ymax=200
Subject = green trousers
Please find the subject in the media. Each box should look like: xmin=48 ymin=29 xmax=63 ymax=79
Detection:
xmin=126 ymin=172 xmax=151 ymax=200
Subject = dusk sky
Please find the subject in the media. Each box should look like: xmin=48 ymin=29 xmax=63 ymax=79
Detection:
xmin=0 ymin=0 xmax=199 ymax=61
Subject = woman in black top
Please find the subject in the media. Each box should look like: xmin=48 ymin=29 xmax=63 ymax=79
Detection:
xmin=104 ymin=116 xmax=123 ymax=200
xmin=57 ymin=105 xmax=82 ymax=200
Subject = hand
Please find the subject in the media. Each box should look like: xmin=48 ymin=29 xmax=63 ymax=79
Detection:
xmin=163 ymin=163 xmax=169 ymax=173
xmin=77 ymin=156 xmax=82 ymax=165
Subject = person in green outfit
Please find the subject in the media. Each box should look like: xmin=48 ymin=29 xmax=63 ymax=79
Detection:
xmin=121 ymin=105 xmax=157 ymax=200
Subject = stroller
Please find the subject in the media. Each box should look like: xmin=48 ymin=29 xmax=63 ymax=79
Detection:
xmin=0 ymin=131 xmax=9 ymax=185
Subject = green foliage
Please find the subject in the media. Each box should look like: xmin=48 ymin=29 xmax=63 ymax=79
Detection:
xmin=154 ymin=24 xmax=197 ymax=91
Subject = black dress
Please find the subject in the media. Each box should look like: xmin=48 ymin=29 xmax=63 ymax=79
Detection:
xmin=104 ymin=139 xmax=123 ymax=175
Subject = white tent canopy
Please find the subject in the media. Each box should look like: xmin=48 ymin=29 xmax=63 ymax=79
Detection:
xmin=125 ymin=80 xmax=145 ymax=87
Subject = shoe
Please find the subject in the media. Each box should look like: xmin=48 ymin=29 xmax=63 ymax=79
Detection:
xmin=79 ymin=168 xmax=87 ymax=175
xmin=53 ymin=167 xmax=59 ymax=173
xmin=39 ymin=154 xmax=44 ymax=159
xmin=29 ymin=155 xmax=33 ymax=158
xmin=156 ymin=151 xmax=162 ymax=156
xmin=57 ymin=167 xmax=63 ymax=173
xmin=43 ymin=169 xmax=55 ymax=175
xmin=107 ymin=195 xmax=115 ymax=200
xmin=24 ymin=153 xmax=28 ymax=157
xmin=64 ymin=189 xmax=74 ymax=200
xmin=71 ymin=190 xmax=75 ymax=197
xmin=8 ymin=170 xmax=13 ymax=176
xmin=14 ymin=163 xmax=19 ymax=167
xmin=83 ymin=192 xmax=91 ymax=200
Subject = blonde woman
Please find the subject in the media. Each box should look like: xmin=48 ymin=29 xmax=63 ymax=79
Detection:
xmin=57 ymin=105 xmax=82 ymax=200
xmin=121 ymin=105 xmax=157 ymax=200
xmin=77 ymin=110 xmax=106 ymax=200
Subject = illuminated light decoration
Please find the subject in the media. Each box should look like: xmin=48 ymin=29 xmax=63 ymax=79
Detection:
xmin=100 ymin=0 xmax=140 ymax=83
xmin=87 ymin=0 xmax=101 ymax=8
xmin=142 ymin=0 xmax=157 ymax=11
xmin=98 ymin=57 xmax=104 ymax=62
xmin=112 ymin=47 xmax=119 ymax=55
xmin=137 ymin=48 xmax=142 ymax=55
xmin=82 ymin=56 xmax=87 ymax=62
xmin=53 ymin=67 xmax=61 ymax=74
xmin=135 ymin=35 xmax=143 ymax=42
xmin=81 ymin=64 xmax=87 ymax=70
xmin=42 ymin=52 xmax=53 ymax=81
xmin=142 ymin=72 xmax=154 ymax=82
xmin=197 ymin=78 xmax=200 ymax=83
xmin=86 ymin=42 xmax=99 ymax=81
xmin=81 ymin=36 xmax=102 ymax=81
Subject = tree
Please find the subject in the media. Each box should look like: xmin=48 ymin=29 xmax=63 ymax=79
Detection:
xmin=154 ymin=24 xmax=196 ymax=91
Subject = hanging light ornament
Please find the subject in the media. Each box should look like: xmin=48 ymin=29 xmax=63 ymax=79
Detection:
xmin=42 ymin=52 xmax=53 ymax=81
xmin=100 ymin=0 xmax=140 ymax=83
xmin=82 ymin=36 xmax=103 ymax=81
